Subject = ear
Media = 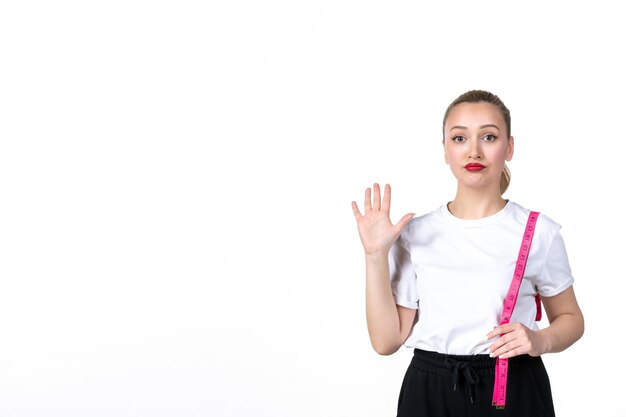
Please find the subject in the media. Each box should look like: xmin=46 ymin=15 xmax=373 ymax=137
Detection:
xmin=506 ymin=136 xmax=514 ymax=161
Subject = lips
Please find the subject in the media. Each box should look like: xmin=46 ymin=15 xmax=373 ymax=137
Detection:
xmin=465 ymin=163 xmax=486 ymax=172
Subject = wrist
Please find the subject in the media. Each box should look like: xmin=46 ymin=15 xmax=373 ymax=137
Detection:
xmin=364 ymin=251 xmax=389 ymax=264
xmin=537 ymin=328 xmax=554 ymax=355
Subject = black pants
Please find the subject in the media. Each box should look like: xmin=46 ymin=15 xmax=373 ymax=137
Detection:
xmin=397 ymin=349 xmax=556 ymax=417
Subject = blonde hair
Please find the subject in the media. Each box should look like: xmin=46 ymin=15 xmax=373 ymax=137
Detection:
xmin=442 ymin=90 xmax=512 ymax=195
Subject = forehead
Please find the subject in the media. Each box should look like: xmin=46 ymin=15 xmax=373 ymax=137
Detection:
xmin=445 ymin=102 xmax=506 ymax=130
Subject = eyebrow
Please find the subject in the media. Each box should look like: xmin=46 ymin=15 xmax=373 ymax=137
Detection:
xmin=449 ymin=124 xmax=501 ymax=132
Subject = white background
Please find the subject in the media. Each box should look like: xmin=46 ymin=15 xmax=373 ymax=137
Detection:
xmin=0 ymin=1 xmax=623 ymax=416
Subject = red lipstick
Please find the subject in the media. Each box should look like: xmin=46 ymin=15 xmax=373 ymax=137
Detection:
xmin=465 ymin=163 xmax=486 ymax=172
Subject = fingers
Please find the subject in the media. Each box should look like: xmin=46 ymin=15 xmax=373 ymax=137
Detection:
xmin=363 ymin=183 xmax=384 ymax=212
xmin=486 ymin=322 xmax=521 ymax=340
xmin=381 ymin=184 xmax=391 ymax=213
xmin=489 ymin=335 xmax=526 ymax=359
xmin=364 ymin=187 xmax=372 ymax=213
xmin=486 ymin=323 xmax=536 ymax=359
xmin=491 ymin=344 xmax=525 ymax=359
xmin=351 ymin=201 xmax=362 ymax=220
xmin=488 ymin=332 xmax=524 ymax=358
xmin=356 ymin=183 xmax=404 ymax=220
xmin=372 ymin=183 xmax=381 ymax=210
xmin=486 ymin=324 xmax=507 ymax=340
xmin=393 ymin=212 xmax=415 ymax=234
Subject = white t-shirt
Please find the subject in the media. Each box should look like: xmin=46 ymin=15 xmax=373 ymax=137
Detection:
xmin=389 ymin=201 xmax=574 ymax=355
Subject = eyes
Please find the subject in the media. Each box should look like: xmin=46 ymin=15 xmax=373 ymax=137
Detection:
xmin=451 ymin=134 xmax=498 ymax=143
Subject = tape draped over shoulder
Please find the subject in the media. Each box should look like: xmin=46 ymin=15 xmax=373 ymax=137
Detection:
xmin=492 ymin=211 xmax=540 ymax=409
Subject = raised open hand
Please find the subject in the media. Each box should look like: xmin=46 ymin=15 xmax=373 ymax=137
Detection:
xmin=351 ymin=183 xmax=414 ymax=256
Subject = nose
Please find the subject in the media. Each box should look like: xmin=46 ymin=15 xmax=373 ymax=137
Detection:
xmin=468 ymin=138 xmax=482 ymax=159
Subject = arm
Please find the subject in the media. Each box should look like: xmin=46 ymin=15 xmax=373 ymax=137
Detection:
xmin=537 ymin=286 xmax=584 ymax=353
xmin=352 ymin=183 xmax=416 ymax=355
xmin=365 ymin=252 xmax=417 ymax=355
xmin=487 ymin=286 xmax=584 ymax=358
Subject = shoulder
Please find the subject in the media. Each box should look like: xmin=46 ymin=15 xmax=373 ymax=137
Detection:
xmin=406 ymin=206 xmax=445 ymax=229
xmin=508 ymin=201 xmax=562 ymax=242
xmin=397 ymin=206 xmax=446 ymax=243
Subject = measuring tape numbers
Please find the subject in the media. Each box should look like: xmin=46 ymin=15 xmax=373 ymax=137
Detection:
xmin=492 ymin=211 xmax=540 ymax=409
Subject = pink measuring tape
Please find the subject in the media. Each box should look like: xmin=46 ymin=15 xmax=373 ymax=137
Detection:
xmin=492 ymin=211 xmax=541 ymax=409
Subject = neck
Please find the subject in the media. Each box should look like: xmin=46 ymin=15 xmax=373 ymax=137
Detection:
xmin=447 ymin=188 xmax=507 ymax=220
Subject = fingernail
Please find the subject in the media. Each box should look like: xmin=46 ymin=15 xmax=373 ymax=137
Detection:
xmin=489 ymin=352 xmax=495 ymax=358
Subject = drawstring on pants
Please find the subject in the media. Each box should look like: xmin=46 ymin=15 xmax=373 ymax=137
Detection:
xmin=444 ymin=358 xmax=480 ymax=405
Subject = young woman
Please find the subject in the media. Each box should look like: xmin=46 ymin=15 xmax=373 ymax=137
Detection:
xmin=351 ymin=90 xmax=584 ymax=416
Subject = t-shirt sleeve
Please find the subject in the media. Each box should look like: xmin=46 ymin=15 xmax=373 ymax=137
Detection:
xmin=535 ymin=230 xmax=575 ymax=297
xmin=389 ymin=238 xmax=419 ymax=309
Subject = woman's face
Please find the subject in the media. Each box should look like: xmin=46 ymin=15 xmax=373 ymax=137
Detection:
xmin=443 ymin=102 xmax=514 ymax=192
